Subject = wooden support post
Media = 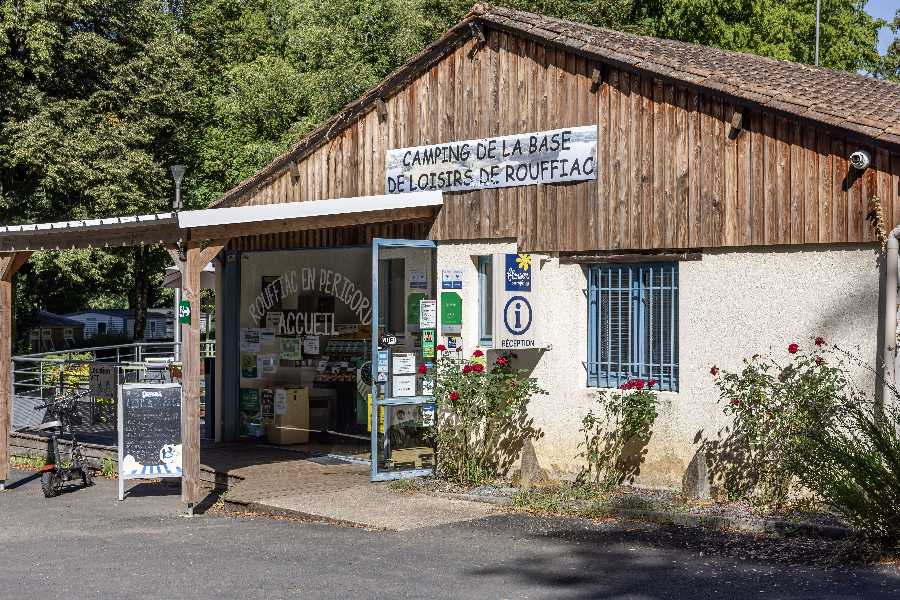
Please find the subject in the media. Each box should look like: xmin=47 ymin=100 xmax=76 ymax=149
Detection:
xmin=0 ymin=251 xmax=32 ymax=488
xmin=166 ymin=239 xmax=229 ymax=507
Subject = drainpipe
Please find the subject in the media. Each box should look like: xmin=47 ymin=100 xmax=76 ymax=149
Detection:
xmin=883 ymin=226 xmax=900 ymax=413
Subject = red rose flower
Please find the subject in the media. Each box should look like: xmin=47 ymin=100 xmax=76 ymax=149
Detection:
xmin=472 ymin=349 xmax=484 ymax=357
xmin=456 ymin=347 xmax=462 ymax=352
xmin=732 ymin=398 xmax=740 ymax=405
xmin=633 ymin=379 xmax=645 ymax=389
xmin=710 ymin=366 xmax=719 ymax=375
xmin=619 ymin=383 xmax=628 ymax=390
xmin=472 ymin=363 xmax=484 ymax=373
xmin=462 ymin=365 xmax=473 ymax=374
xmin=436 ymin=344 xmax=446 ymax=352
xmin=815 ymin=357 xmax=823 ymax=365
xmin=752 ymin=354 xmax=759 ymax=359
xmin=449 ymin=392 xmax=459 ymax=401
xmin=788 ymin=343 xmax=799 ymax=354
xmin=814 ymin=337 xmax=825 ymax=346
xmin=648 ymin=378 xmax=658 ymax=387
xmin=496 ymin=357 xmax=508 ymax=366
xmin=418 ymin=364 xmax=427 ymax=374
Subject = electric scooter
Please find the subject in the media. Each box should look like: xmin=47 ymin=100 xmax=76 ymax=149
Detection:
xmin=33 ymin=389 xmax=94 ymax=497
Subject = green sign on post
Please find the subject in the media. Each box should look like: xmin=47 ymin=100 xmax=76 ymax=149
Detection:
xmin=441 ymin=292 xmax=462 ymax=334
xmin=178 ymin=300 xmax=191 ymax=324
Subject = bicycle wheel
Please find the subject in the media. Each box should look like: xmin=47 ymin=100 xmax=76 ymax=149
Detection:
xmin=81 ymin=467 xmax=93 ymax=487
xmin=41 ymin=471 xmax=60 ymax=498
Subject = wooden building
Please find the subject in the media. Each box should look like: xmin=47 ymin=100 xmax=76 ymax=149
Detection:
xmin=2 ymin=4 xmax=899 ymax=494
xmin=202 ymin=3 xmax=900 ymax=485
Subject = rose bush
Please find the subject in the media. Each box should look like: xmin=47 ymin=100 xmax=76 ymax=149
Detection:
xmin=430 ymin=349 xmax=546 ymax=485
xmin=711 ymin=338 xmax=849 ymax=504
xmin=577 ymin=378 xmax=660 ymax=490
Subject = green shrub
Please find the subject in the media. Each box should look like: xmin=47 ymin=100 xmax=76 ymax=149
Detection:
xmin=11 ymin=454 xmax=51 ymax=469
xmin=711 ymin=338 xmax=848 ymax=504
xmin=785 ymin=400 xmax=900 ymax=543
xmin=576 ymin=378 xmax=660 ymax=490
xmin=430 ymin=349 xmax=546 ymax=486
xmin=100 ymin=457 xmax=118 ymax=478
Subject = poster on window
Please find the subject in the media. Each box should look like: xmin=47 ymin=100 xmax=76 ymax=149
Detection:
xmin=492 ymin=253 xmax=540 ymax=350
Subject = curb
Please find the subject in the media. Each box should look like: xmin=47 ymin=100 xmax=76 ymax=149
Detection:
xmin=223 ymin=499 xmax=386 ymax=529
xmin=414 ymin=490 xmax=853 ymax=541
xmin=420 ymin=491 xmax=513 ymax=506
xmin=608 ymin=507 xmax=853 ymax=540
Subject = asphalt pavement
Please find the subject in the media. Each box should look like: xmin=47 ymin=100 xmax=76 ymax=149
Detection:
xmin=1 ymin=467 xmax=898 ymax=600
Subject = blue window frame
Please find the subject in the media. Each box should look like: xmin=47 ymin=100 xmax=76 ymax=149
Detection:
xmin=478 ymin=256 xmax=493 ymax=346
xmin=587 ymin=263 xmax=679 ymax=391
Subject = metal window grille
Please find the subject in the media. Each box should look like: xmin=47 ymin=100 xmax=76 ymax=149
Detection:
xmin=586 ymin=263 xmax=679 ymax=390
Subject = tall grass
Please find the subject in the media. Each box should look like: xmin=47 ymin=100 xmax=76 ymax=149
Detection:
xmin=786 ymin=401 xmax=900 ymax=543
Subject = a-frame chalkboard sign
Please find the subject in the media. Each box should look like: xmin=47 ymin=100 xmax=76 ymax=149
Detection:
xmin=117 ymin=382 xmax=182 ymax=501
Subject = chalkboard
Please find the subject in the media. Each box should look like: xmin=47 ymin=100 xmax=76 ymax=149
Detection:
xmin=117 ymin=383 xmax=182 ymax=482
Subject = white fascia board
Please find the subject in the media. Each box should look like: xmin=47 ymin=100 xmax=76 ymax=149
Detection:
xmin=177 ymin=191 xmax=444 ymax=229
xmin=0 ymin=213 xmax=177 ymax=236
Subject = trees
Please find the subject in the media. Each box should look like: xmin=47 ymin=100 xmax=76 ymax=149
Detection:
xmin=872 ymin=10 xmax=899 ymax=81
xmin=0 ymin=0 xmax=197 ymax=345
xmin=629 ymin=0 xmax=885 ymax=73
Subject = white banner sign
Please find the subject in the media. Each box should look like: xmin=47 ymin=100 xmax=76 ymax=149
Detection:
xmin=386 ymin=125 xmax=596 ymax=194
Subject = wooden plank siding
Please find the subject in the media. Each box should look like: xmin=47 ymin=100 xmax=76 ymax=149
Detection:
xmin=224 ymin=31 xmax=900 ymax=254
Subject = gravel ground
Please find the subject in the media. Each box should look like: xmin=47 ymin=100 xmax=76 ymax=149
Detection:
xmin=403 ymin=475 xmax=853 ymax=529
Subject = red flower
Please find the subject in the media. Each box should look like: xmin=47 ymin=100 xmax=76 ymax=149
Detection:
xmin=449 ymin=392 xmax=459 ymax=401
xmin=732 ymin=398 xmax=740 ymax=405
xmin=815 ymin=357 xmax=823 ymax=366
xmin=710 ymin=366 xmax=719 ymax=375
xmin=633 ymin=379 xmax=645 ymax=389
xmin=752 ymin=354 xmax=759 ymax=359
xmin=619 ymin=383 xmax=628 ymax=390
xmin=462 ymin=365 xmax=473 ymax=374
xmin=418 ymin=364 xmax=427 ymax=374
xmin=648 ymin=378 xmax=658 ymax=387
xmin=472 ymin=363 xmax=484 ymax=373
xmin=472 ymin=349 xmax=484 ymax=357
xmin=788 ymin=343 xmax=799 ymax=354
xmin=496 ymin=357 xmax=508 ymax=366
xmin=814 ymin=337 xmax=825 ymax=346
xmin=456 ymin=347 xmax=462 ymax=352
xmin=436 ymin=344 xmax=446 ymax=352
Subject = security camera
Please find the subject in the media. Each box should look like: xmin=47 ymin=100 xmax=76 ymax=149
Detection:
xmin=849 ymin=150 xmax=871 ymax=170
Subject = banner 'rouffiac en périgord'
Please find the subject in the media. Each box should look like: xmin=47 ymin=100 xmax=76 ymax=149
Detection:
xmin=386 ymin=125 xmax=597 ymax=194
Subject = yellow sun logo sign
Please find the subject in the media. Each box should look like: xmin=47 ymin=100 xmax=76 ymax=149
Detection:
xmin=515 ymin=254 xmax=531 ymax=271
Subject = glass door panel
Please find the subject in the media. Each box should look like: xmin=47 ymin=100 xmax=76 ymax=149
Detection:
xmin=371 ymin=239 xmax=437 ymax=481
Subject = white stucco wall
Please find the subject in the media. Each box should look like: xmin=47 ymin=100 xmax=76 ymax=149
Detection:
xmin=435 ymin=240 xmax=883 ymax=488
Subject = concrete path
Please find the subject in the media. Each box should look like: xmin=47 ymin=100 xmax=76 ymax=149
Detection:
xmin=248 ymin=483 xmax=498 ymax=530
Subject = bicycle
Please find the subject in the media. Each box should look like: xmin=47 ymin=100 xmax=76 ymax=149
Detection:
xmin=33 ymin=389 xmax=95 ymax=497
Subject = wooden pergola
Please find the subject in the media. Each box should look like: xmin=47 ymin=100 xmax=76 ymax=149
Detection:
xmin=0 ymin=192 xmax=442 ymax=507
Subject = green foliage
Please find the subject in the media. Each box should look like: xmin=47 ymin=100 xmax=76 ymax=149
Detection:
xmin=430 ymin=350 xmax=546 ymax=485
xmin=11 ymin=454 xmax=52 ymax=470
xmin=712 ymin=338 xmax=849 ymax=504
xmin=872 ymin=10 xmax=900 ymax=82
xmin=100 ymin=458 xmax=118 ymax=478
xmin=388 ymin=477 xmax=419 ymax=490
xmin=576 ymin=378 xmax=660 ymax=489
xmin=512 ymin=481 xmax=612 ymax=517
xmin=39 ymin=355 xmax=92 ymax=388
xmin=785 ymin=400 xmax=900 ymax=543
xmin=632 ymin=0 xmax=886 ymax=74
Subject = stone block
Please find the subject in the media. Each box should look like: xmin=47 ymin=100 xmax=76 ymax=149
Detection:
xmin=681 ymin=450 xmax=710 ymax=500
xmin=518 ymin=439 xmax=542 ymax=490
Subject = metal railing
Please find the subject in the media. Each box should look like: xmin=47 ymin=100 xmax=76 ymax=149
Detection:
xmin=10 ymin=341 xmax=214 ymax=432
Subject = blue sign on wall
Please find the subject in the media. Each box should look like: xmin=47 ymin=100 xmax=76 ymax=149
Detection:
xmin=505 ymin=254 xmax=532 ymax=292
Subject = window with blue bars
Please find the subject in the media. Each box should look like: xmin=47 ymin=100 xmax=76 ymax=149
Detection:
xmin=586 ymin=263 xmax=679 ymax=391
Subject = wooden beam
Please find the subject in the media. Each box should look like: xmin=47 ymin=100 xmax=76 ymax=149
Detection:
xmin=181 ymin=241 xmax=202 ymax=508
xmin=0 ymin=251 xmax=32 ymax=487
xmin=198 ymin=238 xmax=230 ymax=270
xmin=559 ymin=252 xmax=703 ymax=264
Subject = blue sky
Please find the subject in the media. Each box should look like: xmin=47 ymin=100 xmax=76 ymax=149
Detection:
xmin=866 ymin=0 xmax=897 ymax=55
